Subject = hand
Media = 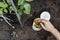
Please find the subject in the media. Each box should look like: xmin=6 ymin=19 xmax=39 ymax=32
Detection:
xmin=40 ymin=20 xmax=55 ymax=32
xmin=40 ymin=20 xmax=60 ymax=40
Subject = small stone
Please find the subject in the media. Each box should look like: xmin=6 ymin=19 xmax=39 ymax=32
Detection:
xmin=16 ymin=35 xmax=18 ymax=37
xmin=0 ymin=19 xmax=3 ymax=21
xmin=12 ymin=26 xmax=15 ymax=29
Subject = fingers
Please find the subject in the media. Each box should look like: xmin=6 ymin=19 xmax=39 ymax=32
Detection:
xmin=42 ymin=20 xmax=48 ymax=23
xmin=42 ymin=20 xmax=50 ymax=24
xmin=40 ymin=23 xmax=46 ymax=30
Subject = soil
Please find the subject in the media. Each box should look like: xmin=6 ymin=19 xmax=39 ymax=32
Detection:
xmin=0 ymin=0 xmax=60 ymax=40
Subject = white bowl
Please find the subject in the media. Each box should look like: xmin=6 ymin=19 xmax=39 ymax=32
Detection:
xmin=32 ymin=23 xmax=42 ymax=31
xmin=32 ymin=18 xmax=42 ymax=31
xmin=40 ymin=11 xmax=51 ymax=20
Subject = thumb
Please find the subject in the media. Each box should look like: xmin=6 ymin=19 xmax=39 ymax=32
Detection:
xmin=40 ymin=23 xmax=46 ymax=30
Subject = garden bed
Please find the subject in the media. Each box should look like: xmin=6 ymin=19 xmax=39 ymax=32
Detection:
xmin=0 ymin=0 xmax=60 ymax=40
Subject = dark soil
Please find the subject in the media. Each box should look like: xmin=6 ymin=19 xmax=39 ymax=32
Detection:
xmin=0 ymin=0 xmax=60 ymax=40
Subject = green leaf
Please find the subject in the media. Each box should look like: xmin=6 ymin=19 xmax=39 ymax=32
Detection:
xmin=9 ymin=6 xmax=14 ymax=13
xmin=0 ymin=10 xmax=3 ymax=14
xmin=0 ymin=8 xmax=3 ymax=14
xmin=17 ymin=5 xmax=24 ymax=16
xmin=6 ymin=0 xmax=11 ymax=5
xmin=18 ymin=0 xmax=24 ymax=5
xmin=10 ymin=6 xmax=13 ymax=10
xmin=4 ymin=4 xmax=8 ymax=8
xmin=0 ymin=2 xmax=4 ymax=7
xmin=20 ymin=5 xmax=24 ymax=10
xmin=18 ymin=9 xmax=22 ymax=16
xmin=24 ymin=10 xmax=30 ymax=14
xmin=24 ymin=3 xmax=31 ymax=14
xmin=11 ymin=31 xmax=16 ymax=37
xmin=26 ymin=0 xmax=33 ymax=2
xmin=4 ymin=9 xmax=8 ymax=13
xmin=24 ymin=3 xmax=31 ymax=11
xmin=0 ymin=2 xmax=8 ymax=8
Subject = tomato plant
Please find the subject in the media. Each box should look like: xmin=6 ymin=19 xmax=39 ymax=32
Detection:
xmin=0 ymin=0 xmax=33 ymax=37
xmin=0 ymin=0 xmax=33 ymax=27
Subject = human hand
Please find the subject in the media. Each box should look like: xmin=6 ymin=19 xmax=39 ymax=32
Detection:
xmin=40 ymin=20 xmax=60 ymax=40
xmin=40 ymin=20 xmax=55 ymax=32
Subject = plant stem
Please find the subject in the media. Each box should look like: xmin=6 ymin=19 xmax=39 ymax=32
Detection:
xmin=3 ymin=0 xmax=6 ymax=3
xmin=10 ymin=0 xmax=23 ymax=28
xmin=0 ymin=15 xmax=14 ymax=28
xmin=2 ymin=0 xmax=15 ymax=28
xmin=5 ymin=17 xmax=13 ymax=21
